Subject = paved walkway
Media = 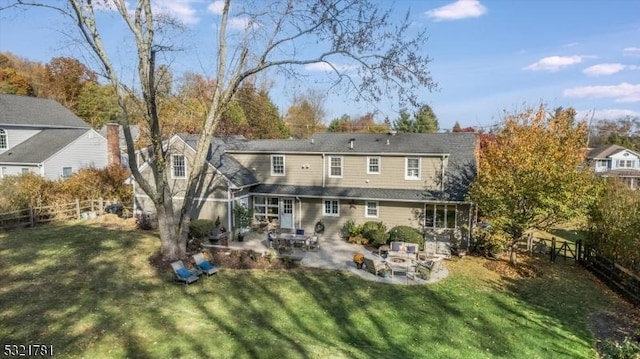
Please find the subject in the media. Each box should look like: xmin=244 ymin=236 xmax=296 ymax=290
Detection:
xmin=209 ymin=231 xmax=449 ymax=286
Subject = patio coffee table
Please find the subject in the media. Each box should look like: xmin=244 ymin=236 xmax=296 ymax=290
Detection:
xmin=385 ymin=257 xmax=415 ymax=277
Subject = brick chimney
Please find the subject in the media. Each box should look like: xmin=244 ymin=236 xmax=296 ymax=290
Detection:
xmin=106 ymin=123 xmax=121 ymax=166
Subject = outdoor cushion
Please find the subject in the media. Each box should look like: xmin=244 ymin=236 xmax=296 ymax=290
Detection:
xmin=199 ymin=261 xmax=214 ymax=271
xmin=406 ymin=246 xmax=416 ymax=253
xmin=177 ymin=268 xmax=192 ymax=278
xmin=391 ymin=242 xmax=402 ymax=251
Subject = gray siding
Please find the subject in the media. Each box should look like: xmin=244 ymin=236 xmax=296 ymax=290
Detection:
xmin=232 ymin=152 xmax=445 ymax=191
xmin=43 ymin=130 xmax=107 ymax=180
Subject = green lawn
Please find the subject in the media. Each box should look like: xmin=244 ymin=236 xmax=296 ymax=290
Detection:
xmin=0 ymin=221 xmax=611 ymax=358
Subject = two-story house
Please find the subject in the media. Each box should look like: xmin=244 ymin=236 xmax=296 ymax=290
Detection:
xmin=133 ymin=132 xmax=477 ymax=251
xmin=0 ymin=94 xmax=108 ymax=179
xmin=587 ymin=144 xmax=640 ymax=189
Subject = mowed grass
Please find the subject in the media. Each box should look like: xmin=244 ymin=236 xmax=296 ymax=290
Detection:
xmin=0 ymin=221 xmax=611 ymax=358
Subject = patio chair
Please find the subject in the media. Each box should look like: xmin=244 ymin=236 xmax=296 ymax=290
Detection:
xmin=416 ymin=258 xmax=444 ymax=280
xmin=363 ymin=257 xmax=391 ymax=277
xmin=193 ymin=252 xmax=218 ymax=276
xmin=170 ymin=260 xmax=199 ymax=285
xmin=307 ymin=235 xmax=320 ymax=252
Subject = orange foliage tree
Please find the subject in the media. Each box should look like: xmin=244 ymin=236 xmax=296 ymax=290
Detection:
xmin=469 ymin=105 xmax=598 ymax=264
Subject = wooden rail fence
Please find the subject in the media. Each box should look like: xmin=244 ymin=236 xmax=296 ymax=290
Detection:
xmin=0 ymin=199 xmax=130 ymax=231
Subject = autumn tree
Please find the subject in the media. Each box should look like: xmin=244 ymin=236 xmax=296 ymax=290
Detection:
xmin=12 ymin=0 xmax=437 ymax=260
xmin=43 ymin=56 xmax=97 ymax=112
xmin=285 ymin=89 xmax=327 ymax=139
xmin=327 ymin=113 xmax=388 ymax=133
xmin=469 ymin=105 xmax=597 ymax=264
xmin=587 ymin=178 xmax=640 ymax=272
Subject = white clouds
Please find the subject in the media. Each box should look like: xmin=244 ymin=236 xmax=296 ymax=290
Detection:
xmin=425 ymin=0 xmax=487 ymax=21
xmin=578 ymin=108 xmax=640 ymax=120
xmin=206 ymin=0 xmax=252 ymax=30
xmin=153 ymin=0 xmax=200 ymax=25
xmin=583 ymin=63 xmax=639 ymax=76
xmin=304 ymin=62 xmax=357 ymax=72
xmin=563 ymin=83 xmax=640 ymax=103
xmin=624 ymin=47 xmax=640 ymax=56
xmin=524 ymin=55 xmax=584 ymax=72
xmin=207 ymin=0 xmax=225 ymax=15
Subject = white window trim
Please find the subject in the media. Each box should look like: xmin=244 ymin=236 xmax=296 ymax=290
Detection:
xmin=328 ymin=156 xmax=343 ymax=178
xmin=405 ymin=157 xmax=421 ymax=180
xmin=365 ymin=201 xmax=379 ymax=218
xmin=0 ymin=129 xmax=7 ymax=149
xmin=323 ymin=199 xmax=340 ymax=217
xmin=271 ymin=155 xmax=286 ymax=176
xmin=367 ymin=156 xmax=381 ymax=174
xmin=61 ymin=166 xmax=73 ymax=178
xmin=172 ymin=154 xmax=186 ymax=179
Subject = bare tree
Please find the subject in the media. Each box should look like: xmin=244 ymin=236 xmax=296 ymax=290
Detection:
xmin=10 ymin=0 xmax=437 ymax=260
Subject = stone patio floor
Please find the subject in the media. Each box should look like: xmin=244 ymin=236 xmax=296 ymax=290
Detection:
xmin=207 ymin=231 xmax=449 ymax=286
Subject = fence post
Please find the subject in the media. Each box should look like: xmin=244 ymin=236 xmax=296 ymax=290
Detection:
xmin=576 ymin=240 xmax=582 ymax=264
xmin=76 ymin=199 xmax=81 ymax=219
xmin=99 ymin=198 xmax=104 ymax=215
xmin=551 ymin=237 xmax=556 ymax=262
xmin=29 ymin=205 xmax=35 ymax=228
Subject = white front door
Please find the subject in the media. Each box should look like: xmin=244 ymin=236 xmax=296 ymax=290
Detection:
xmin=280 ymin=198 xmax=294 ymax=229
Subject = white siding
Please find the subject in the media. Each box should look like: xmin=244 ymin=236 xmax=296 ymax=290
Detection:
xmin=610 ymin=150 xmax=639 ymax=170
xmin=0 ymin=126 xmax=41 ymax=154
xmin=43 ymin=130 xmax=108 ymax=180
xmin=0 ymin=164 xmax=39 ymax=178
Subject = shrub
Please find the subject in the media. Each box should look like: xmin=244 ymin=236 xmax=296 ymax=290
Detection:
xmin=388 ymin=226 xmax=423 ymax=248
xmin=361 ymin=221 xmax=387 ymax=246
xmin=341 ymin=219 xmax=361 ymax=238
xmin=600 ymin=337 xmax=640 ymax=359
xmin=189 ymin=219 xmax=215 ymax=239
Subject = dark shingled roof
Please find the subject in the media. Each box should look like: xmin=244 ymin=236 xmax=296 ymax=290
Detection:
xmin=0 ymin=94 xmax=89 ymax=128
xmin=228 ymin=132 xmax=474 ymax=154
xmin=250 ymin=184 xmax=469 ymax=203
xmin=180 ymin=135 xmax=259 ymax=188
xmin=0 ymin=128 xmax=90 ymax=164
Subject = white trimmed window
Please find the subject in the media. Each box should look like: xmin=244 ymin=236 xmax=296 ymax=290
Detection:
xmin=62 ymin=167 xmax=72 ymax=178
xmin=365 ymin=201 xmax=379 ymax=218
xmin=271 ymin=155 xmax=285 ymax=176
xmin=323 ymin=199 xmax=340 ymax=216
xmin=405 ymin=157 xmax=421 ymax=180
xmin=367 ymin=156 xmax=380 ymax=174
xmin=172 ymin=154 xmax=186 ymax=179
xmin=618 ymin=159 xmax=634 ymax=168
xmin=0 ymin=129 xmax=6 ymax=149
xmin=329 ymin=156 xmax=343 ymax=178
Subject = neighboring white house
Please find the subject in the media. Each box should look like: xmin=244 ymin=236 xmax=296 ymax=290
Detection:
xmin=0 ymin=94 xmax=108 ymax=180
xmin=587 ymin=144 xmax=640 ymax=189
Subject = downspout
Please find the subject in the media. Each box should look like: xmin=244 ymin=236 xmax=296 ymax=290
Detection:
xmin=440 ymin=155 xmax=446 ymax=192
xmin=296 ymin=196 xmax=302 ymax=229
xmin=322 ymin=153 xmax=326 ymax=188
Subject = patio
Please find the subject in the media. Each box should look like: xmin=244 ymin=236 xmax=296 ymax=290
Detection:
xmin=206 ymin=230 xmax=449 ymax=285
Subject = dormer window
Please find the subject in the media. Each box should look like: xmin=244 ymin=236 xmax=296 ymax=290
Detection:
xmin=0 ymin=129 xmax=6 ymax=149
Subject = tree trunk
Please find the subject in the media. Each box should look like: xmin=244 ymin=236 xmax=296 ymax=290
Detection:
xmin=510 ymin=240 xmax=519 ymax=265
xmin=156 ymin=198 xmax=186 ymax=261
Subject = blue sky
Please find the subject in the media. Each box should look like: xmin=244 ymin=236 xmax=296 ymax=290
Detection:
xmin=1 ymin=0 xmax=639 ymax=130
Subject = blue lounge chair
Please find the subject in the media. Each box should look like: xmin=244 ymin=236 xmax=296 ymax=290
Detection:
xmin=171 ymin=260 xmax=199 ymax=285
xmin=193 ymin=253 xmax=218 ymax=276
